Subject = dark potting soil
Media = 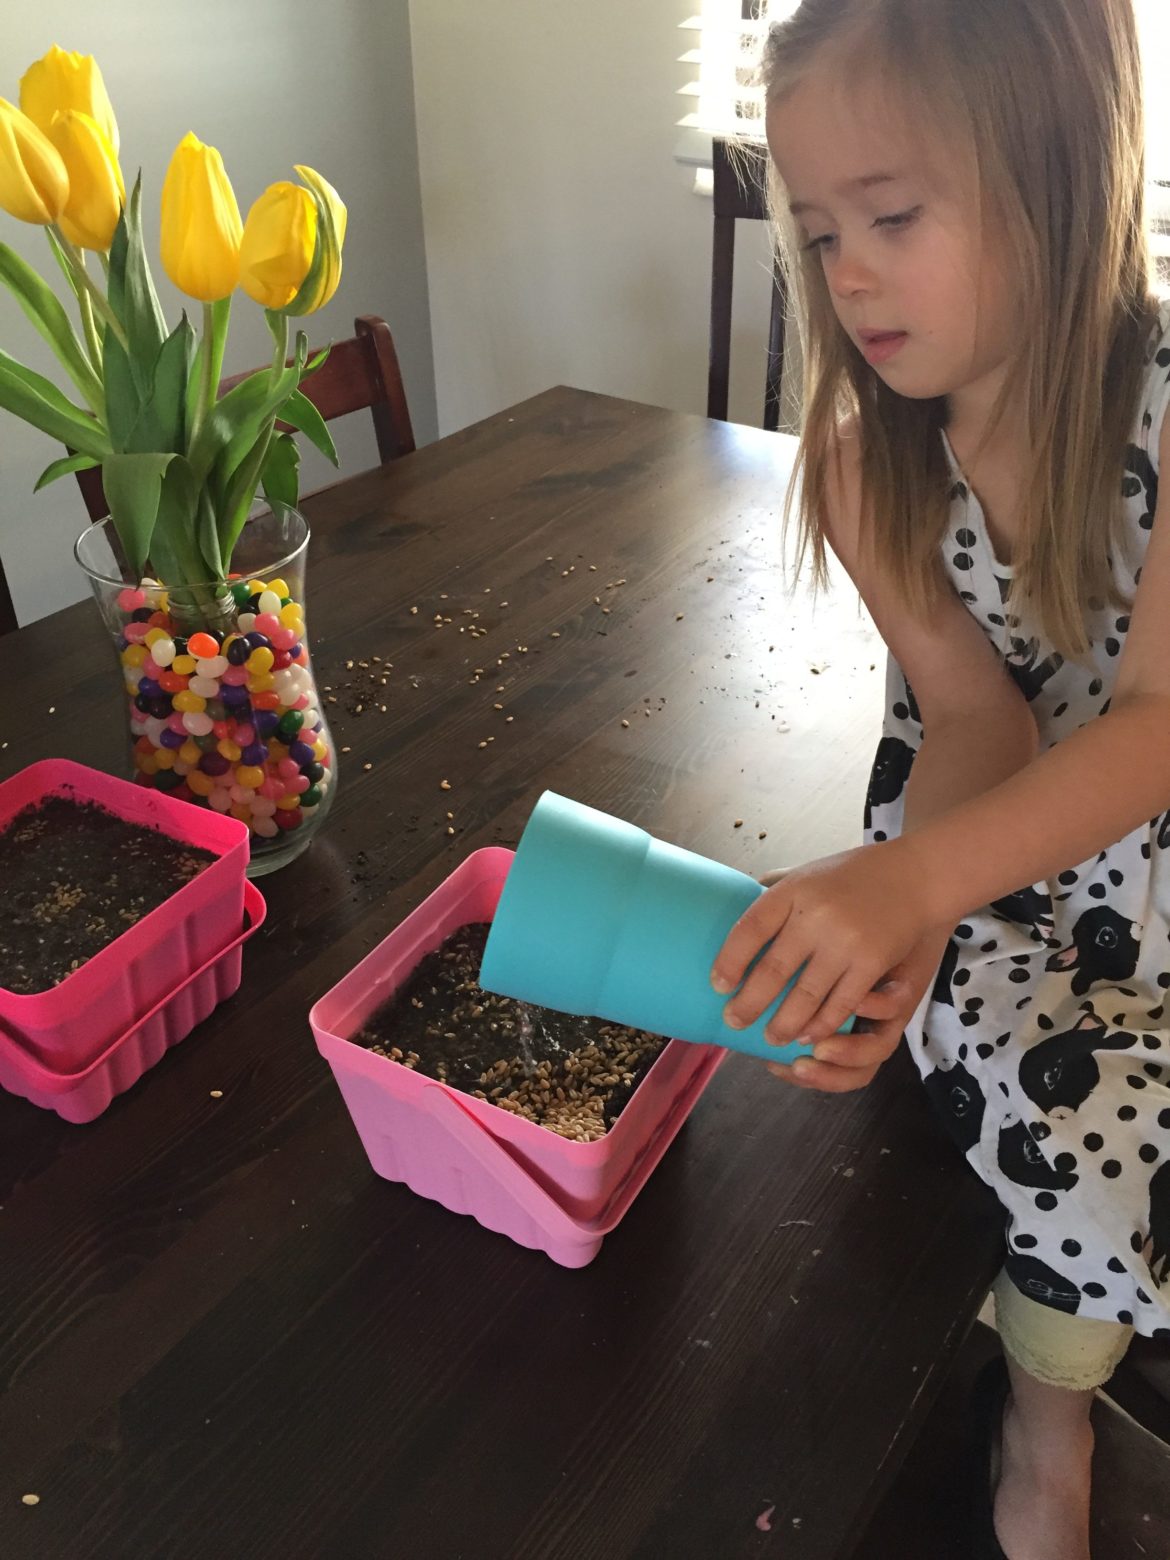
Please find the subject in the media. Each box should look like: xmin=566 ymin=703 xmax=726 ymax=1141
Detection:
xmin=353 ymin=922 xmax=671 ymax=1142
xmin=0 ymin=796 xmax=216 ymax=995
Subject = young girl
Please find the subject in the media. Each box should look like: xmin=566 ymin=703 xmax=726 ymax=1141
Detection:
xmin=707 ymin=2 xmax=1170 ymax=1556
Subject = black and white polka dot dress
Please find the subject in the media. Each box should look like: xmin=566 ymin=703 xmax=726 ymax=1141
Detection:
xmin=862 ymin=298 xmax=1170 ymax=1339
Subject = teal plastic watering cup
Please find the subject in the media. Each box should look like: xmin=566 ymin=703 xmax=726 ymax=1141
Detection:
xmin=478 ymin=791 xmax=857 ymax=1064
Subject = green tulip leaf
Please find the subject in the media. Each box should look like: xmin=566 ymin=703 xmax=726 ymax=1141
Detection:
xmin=0 ymin=350 xmax=109 ymax=458
xmin=34 ymin=452 xmax=100 ymax=492
xmin=190 ymin=332 xmax=308 ymax=494
xmin=149 ymin=455 xmax=200 ymax=587
xmin=0 ymin=243 xmax=103 ymax=409
xmin=186 ymin=296 xmax=231 ymax=439
xmin=107 ymin=175 xmax=167 ymax=400
xmin=124 ymin=313 xmax=196 ymax=454
xmin=102 ymin=450 xmax=179 ymax=579
xmin=279 ymin=388 xmax=338 ymax=465
xmin=260 ymin=430 xmax=301 ymax=510
xmin=194 ymin=486 xmax=223 ymax=580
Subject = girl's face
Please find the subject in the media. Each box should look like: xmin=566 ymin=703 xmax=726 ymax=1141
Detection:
xmin=767 ymin=65 xmax=1020 ymax=412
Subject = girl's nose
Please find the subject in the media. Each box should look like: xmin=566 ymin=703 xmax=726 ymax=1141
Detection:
xmin=828 ymin=253 xmax=877 ymax=301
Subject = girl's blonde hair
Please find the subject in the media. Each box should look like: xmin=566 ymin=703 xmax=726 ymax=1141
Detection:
xmin=752 ymin=0 xmax=1157 ymax=668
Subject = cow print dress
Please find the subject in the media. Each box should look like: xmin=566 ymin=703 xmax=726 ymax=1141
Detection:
xmin=862 ymin=297 xmax=1170 ymax=1339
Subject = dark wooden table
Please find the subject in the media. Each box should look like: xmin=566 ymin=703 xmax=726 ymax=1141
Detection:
xmin=0 ymin=386 xmax=1002 ymax=1560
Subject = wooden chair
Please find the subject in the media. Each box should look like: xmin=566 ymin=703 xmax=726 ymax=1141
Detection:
xmin=73 ymin=312 xmax=416 ymax=525
xmin=707 ymin=136 xmax=788 ymax=432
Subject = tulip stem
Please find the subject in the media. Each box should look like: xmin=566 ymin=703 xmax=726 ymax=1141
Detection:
xmin=75 ymin=264 xmax=104 ymax=375
xmin=51 ymin=227 xmax=129 ymax=353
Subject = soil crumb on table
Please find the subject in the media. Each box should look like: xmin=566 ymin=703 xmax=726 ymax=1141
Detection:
xmin=353 ymin=922 xmax=671 ymax=1141
xmin=0 ymin=796 xmax=215 ymax=994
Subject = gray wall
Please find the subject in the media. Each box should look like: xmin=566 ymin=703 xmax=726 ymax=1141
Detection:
xmin=1 ymin=0 xmax=437 ymax=625
xmin=410 ymin=0 xmax=790 ymax=439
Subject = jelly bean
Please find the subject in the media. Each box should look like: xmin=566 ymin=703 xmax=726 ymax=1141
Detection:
xmin=269 ymin=626 xmax=296 ymax=651
xmin=217 ymin=738 xmax=242 ymax=762
xmin=255 ymin=590 xmax=280 ymax=617
xmin=272 ymin=650 xmax=292 ymax=670
xmin=206 ymin=699 xmax=227 ymax=722
xmin=189 ymin=675 xmax=220 ymax=699
xmin=255 ymin=612 xmax=281 ymax=637
xmin=178 ymin=739 xmax=201 ymax=765
xmin=244 ymin=631 xmax=272 ymax=651
xmin=144 ymin=716 xmax=167 ymax=744
xmin=144 ymin=627 xmax=168 ymax=648
xmin=158 ymin=670 xmax=187 ymax=694
xmin=288 ymin=740 xmax=315 ymax=766
xmin=154 ymin=747 xmax=178 ymax=771
xmin=159 ymin=727 xmax=185 ymax=750
xmin=288 ymin=775 xmax=310 ymax=795
xmin=220 ymin=684 xmax=250 ymax=706
xmin=195 ymin=734 xmax=218 ymax=754
xmin=209 ymin=787 xmax=233 ymax=812
xmin=275 ymin=793 xmax=300 ymax=811
xmin=183 ymin=712 xmax=214 ymax=737
xmin=301 ymin=785 xmax=323 ymax=808
xmin=230 ymin=803 xmax=253 ymax=823
xmin=220 ymin=665 xmax=250 ymax=686
xmin=212 ymin=720 xmax=232 ymax=741
xmin=235 ymin=765 xmax=264 ymax=789
xmin=303 ymin=761 xmax=325 ymax=784
xmin=302 ymin=707 xmax=320 ymax=730
xmin=134 ymin=735 xmax=154 ymax=755
xmin=230 ymin=581 xmax=252 ymax=607
xmin=259 ymin=777 xmax=284 ymax=800
xmin=171 ymin=782 xmax=195 ymax=804
xmin=278 ymin=601 xmax=303 ymax=629
xmin=246 ymin=578 xmax=267 ymax=595
xmin=173 ymin=690 xmax=207 ymax=714
xmin=237 ymin=612 xmax=257 ymax=634
xmin=289 ymin=643 xmax=305 ymax=661
xmin=197 ymin=655 xmax=229 ymax=678
xmin=235 ymin=722 xmax=256 ymax=746
xmin=252 ymin=691 xmax=281 ymax=711
xmin=276 ymin=757 xmax=300 ymax=781
xmin=291 ymin=693 xmax=310 ymax=711
xmin=277 ymin=709 xmax=304 ymax=739
xmin=172 ymin=654 xmax=197 ymax=676
xmin=121 ymin=643 xmax=148 ymax=668
xmin=117 ymin=586 xmax=147 ymax=612
xmin=246 ymin=646 xmax=274 ymax=675
xmin=250 ymin=795 xmax=277 ymax=818
xmin=137 ymin=675 xmax=162 ymax=697
xmin=187 ymin=631 xmax=220 ymax=659
xmin=186 ymin=770 xmax=215 ymax=797
xmin=226 ymin=636 xmax=250 ymax=666
xmin=136 ymin=753 xmax=159 ymax=776
xmin=252 ymin=815 xmax=280 ymax=838
xmin=154 ymin=768 xmax=183 ymax=791
xmin=199 ymin=752 xmax=230 ymax=777
xmin=227 ymin=784 xmax=250 ymax=805
xmin=285 ymin=618 xmax=306 ymax=641
xmin=265 ymin=578 xmax=289 ymax=598
xmin=247 ymin=674 xmax=276 ymax=696
xmin=147 ymin=611 xmax=170 ymax=628
xmin=274 ymin=808 xmax=303 ymax=831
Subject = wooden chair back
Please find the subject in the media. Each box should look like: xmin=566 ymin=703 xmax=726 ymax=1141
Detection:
xmin=707 ymin=136 xmax=788 ymax=432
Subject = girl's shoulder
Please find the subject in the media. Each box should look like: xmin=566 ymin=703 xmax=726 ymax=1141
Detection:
xmin=1138 ymin=293 xmax=1170 ymax=474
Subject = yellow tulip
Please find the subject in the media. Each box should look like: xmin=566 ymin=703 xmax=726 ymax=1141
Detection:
xmin=19 ymin=45 xmax=119 ymax=157
xmin=46 ymin=109 xmax=124 ymax=251
xmin=284 ymin=165 xmax=347 ymax=314
xmin=238 ymin=181 xmax=317 ymax=310
xmin=0 ymin=99 xmax=68 ymax=225
xmin=160 ymin=132 xmax=242 ymax=302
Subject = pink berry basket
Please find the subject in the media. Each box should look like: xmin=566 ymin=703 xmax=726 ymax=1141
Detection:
xmin=0 ymin=880 xmax=266 ymax=1123
xmin=309 ymin=846 xmax=727 ymax=1268
xmin=0 ymin=758 xmax=250 ymax=1071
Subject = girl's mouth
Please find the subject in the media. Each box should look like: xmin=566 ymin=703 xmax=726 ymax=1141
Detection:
xmin=859 ymin=331 xmax=908 ymax=365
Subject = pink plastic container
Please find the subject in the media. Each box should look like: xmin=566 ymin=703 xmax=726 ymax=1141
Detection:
xmin=310 ymin=847 xmax=726 ymax=1267
xmin=0 ymin=759 xmax=249 ymax=1070
xmin=0 ymin=880 xmax=266 ymax=1122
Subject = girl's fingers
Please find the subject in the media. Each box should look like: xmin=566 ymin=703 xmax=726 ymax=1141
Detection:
xmin=768 ymin=1057 xmax=878 ymax=1093
xmin=810 ymin=1023 xmax=901 ymax=1069
xmin=757 ymin=867 xmax=790 ymax=887
xmin=851 ymin=982 xmax=907 ymax=1021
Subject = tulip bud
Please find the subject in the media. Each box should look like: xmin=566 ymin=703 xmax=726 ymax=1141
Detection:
xmin=160 ymin=131 xmax=242 ymax=302
xmin=238 ymin=180 xmax=317 ymax=310
xmin=0 ymin=99 xmax=68 ymax=225
xmin=281 ymin=165 xmax=347 ymax=315
xmin=46 ymin=108 xmax=124 ymax=251
xmin=19 ymin=45 xmax=119 ymax=158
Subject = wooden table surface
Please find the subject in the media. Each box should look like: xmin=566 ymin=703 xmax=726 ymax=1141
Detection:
xmin=0 ymin=386 xmax=1002 ymax=1560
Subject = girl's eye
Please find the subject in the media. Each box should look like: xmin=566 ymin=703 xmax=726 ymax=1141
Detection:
xmin=874 ymin=205 xmax=923 ymax=232
xmin=801 ymin=233 xmax=835 ymax=253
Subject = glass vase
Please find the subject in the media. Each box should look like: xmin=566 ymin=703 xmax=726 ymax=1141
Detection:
xmin=75 ymin=503 xmax=338 ymax=877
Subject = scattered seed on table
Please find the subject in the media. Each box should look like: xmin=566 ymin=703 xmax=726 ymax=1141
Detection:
xmin=209 ymin=1089 xmax=223 ymax=1099
xmin=621 ymin=720 xmax=630 ymax=729
xmin=493 ymin=703 xmax=503 ymax=710
xmin=478 ymin=741 xmax=488 ymax=749
xmin=676 ymin=614 xmax=685 ymax=621
xmin=589 ymin=564 xmax=597 ymax=571
xmin=440 ymin=779 xmax=451 ymax=791
xmin=21 ymin=1494 xmax=38 ymax=1506
xmin=346 ymin=660 xmax=354 ymax=669
xmin=505 ymin=716 xmax=514 ymax=723
xmin=47 ymin=707 xmax=55 ymax=715
xmin=410 ymin=606 xmax=418 ymax=615
xmin=550 ymin=631 xmax=561 ymax=639
xmin=363 ymin=762 xmax=373 ymax=771
xmin=759 ymin=831 xmax=768 ymax=840
xmin=734 ymin=819 xmax=743 ymax=828
xmin=341 ymin=745 xmax=351 ymax=753
xmin=446 ymin=826 xmax=456 ymax=836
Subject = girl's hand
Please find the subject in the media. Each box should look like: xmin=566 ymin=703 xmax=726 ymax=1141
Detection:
xmin=711 ymin=842 xmax=939 ymax=1066
xmin=766 ymin=923 xmax=953 ymax=1092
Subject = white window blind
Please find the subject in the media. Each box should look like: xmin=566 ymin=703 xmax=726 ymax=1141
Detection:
xmin=677 ymin=0 xmax=1170 ymax=231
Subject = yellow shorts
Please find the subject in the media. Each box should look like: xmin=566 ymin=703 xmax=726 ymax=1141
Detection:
xmin=992 ymin=1267 xmax=1134 ymax=1391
